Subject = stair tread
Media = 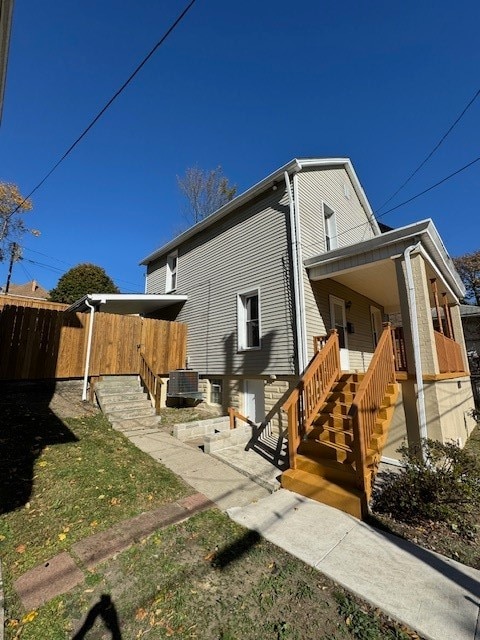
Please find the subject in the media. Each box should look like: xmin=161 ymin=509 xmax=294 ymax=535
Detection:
xmin=296 ymin=454 xmax=356 ymax=475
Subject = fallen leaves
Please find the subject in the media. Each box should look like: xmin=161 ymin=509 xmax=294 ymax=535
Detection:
xmin=21 ymin=610 xmax=38 ymax=624
xmin=15 ymin=544 xmax=26 ymax=554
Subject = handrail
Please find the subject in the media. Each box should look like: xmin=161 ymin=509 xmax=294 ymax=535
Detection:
xmin=350 ymin=323 xmax=395 ymax=495
xmin=433 ymin=330 xmax=467 ymax=374
xmin=228 ymin=407 xmax=255 ymax=430
xmin=139 ymin=352 xmax=162 ymax=414
xmin=283 ymin=329 xmax=340 ymax=469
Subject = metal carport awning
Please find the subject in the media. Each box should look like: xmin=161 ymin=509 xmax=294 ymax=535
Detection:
xmin=67 ymin=293 xmax=188 ymax=315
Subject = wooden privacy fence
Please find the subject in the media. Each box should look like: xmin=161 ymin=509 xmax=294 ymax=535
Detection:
xmin=0 ymin=304 xmax=187 ymax=380
xmin=0 ymin=294 xmax=68 ymax=311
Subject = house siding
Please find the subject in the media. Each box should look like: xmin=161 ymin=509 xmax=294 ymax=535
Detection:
xmin=296 ymin=167 xmax=377 ymax=262
xmin=146 ymin=189 xmax=296 ymax=377
xmin=304 ymin=278 xmax=384 ymax=370
xmin=295 ymin=167 xmax=379 ymax=365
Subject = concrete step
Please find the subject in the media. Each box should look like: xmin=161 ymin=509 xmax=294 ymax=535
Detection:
xmin=100 ymin=398 xmax=151 ymax=413
xmin=95 ymin=390 xmax=146 ymax=403
xmin=96 ymin=383 xmax=142 ymax=396
xmin=107 ymin=406 xmax=156 ymax=420
xmin=281 ymin=468 xmax=366 ymax=519
xmin=110 ymin=415 xmax=162 ymax=431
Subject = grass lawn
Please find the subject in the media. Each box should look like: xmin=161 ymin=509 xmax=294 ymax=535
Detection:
xmin=0 ymin=385 xmax=419 ymax=640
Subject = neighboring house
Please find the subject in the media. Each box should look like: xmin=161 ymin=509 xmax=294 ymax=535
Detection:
xmin=140 ymin=158 xmax=476 ymax=476
xmin=460 ymin=304 xmax=480 ymax=407
xmin=0 ymin=0 xmax=14 ymax=124
xmin=2 ymin=279 xmax=49 ymax=300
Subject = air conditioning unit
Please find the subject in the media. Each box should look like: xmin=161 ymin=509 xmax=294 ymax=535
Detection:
xmin=168 ymin=369 xmax=202 ymax=398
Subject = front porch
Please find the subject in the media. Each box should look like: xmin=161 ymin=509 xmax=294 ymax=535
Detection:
xmin=278 ymin=220 xmax=476 ymax=518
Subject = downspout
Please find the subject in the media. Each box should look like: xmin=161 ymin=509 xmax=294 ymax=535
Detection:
xmin=293 ymin=173 xmax=309 ymax=371
xmin=284 ymin=171 xmax=306 ymax=374
xmin=403 ymin=243 xmax=428 ymax=444
xmin=82 ymin=297 xmax=96 ymax=401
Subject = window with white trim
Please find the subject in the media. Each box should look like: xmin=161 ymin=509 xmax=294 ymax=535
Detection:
xmin=238 ymin=289 xmax=261 ymax=350
xmin=323 ymin=202 xmax=338 ymax=251
xmin=166 ymin=251 xmax=178 ymax=292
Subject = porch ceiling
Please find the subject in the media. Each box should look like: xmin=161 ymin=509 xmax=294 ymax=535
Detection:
xmin=307 ymin=249 xmax=455 ymax=314
xmin=325 ymin=259 xmax=399 ymax=312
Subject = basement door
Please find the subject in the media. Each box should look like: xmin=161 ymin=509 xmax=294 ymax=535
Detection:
xmin=243 ymin=379 xmax=265 ymax=424
xmin=330 ymin=295 xmax=350 ymax=371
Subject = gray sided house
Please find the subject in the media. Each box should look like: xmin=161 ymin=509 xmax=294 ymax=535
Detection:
xmin=140 ymin=158 xmax=476 ymax=475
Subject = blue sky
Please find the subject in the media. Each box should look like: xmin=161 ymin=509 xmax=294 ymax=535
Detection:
xmin=0 ymin=1 xmax=479 ymax=293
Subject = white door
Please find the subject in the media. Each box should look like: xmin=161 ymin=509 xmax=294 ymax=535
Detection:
xmin=330 ymin=295 xmax=349 ymax=370
xmin=244 ymin=379 xmax=265 ymax=423
xmin=370 ymin=307 xmax=383 ymax=348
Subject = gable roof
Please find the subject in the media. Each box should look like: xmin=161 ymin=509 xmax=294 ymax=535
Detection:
xmin=140 ymin=157 xmax=380 ymax=265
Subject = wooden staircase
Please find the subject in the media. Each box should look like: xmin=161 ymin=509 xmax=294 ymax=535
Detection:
xmin=281 ymin=324 xmax=398 ymax=519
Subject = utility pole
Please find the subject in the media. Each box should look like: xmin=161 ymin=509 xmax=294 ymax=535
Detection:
xmin=5 ymin=242 xmax=20 ymax=293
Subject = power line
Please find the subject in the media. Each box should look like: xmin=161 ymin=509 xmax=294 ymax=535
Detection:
xmin=8 ymin=0 xmax=198 ymax=216
xmin=378 ymin=155 xmax=480 ymax=217
xmin=376 ymin=87 xmax=480 ymax=212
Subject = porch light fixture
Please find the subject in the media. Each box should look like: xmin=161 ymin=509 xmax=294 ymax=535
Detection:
xmin=345 ymin=300 xmax=352 ymax=310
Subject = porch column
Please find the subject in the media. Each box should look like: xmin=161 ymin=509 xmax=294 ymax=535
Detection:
xmin=395 ymin=252 xmax=439 ymax=376
xmin=449 ymin=304 xmax=469 ymax=372
xmin=394 ymin=252 xmax=440 ymax=447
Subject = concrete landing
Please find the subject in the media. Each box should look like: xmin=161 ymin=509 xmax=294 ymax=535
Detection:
xmin=127 ymin=430 xmax=270 ymax=510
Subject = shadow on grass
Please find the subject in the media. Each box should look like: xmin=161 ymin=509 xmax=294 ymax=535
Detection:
xmin=212 ymin=529 xmax=262 ymax=569
xmin=73 ymin=594 xmax=122 ymax=639
xmin=0 ymin=381 xmax=78 ymax=514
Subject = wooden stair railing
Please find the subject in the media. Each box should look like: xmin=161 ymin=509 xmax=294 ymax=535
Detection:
xmin=228 ymin=407 xmax=255 ymax=429
xmin=282 ymin=329 xmax=341 ymax=470
xmin=350 ymin=323 xmax=396 ymax=498
xmin=139 ymin=352 xmax=162 ymax=414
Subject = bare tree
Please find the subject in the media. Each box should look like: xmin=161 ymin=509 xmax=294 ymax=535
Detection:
xmin=453 ymin=250 xmax=480 ymax=306
xmin=177 ymin=166 xmax=236 ymax=225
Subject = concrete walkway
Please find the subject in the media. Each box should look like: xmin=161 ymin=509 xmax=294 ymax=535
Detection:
xmin=119 ymin=423 xmax=480 ymax=640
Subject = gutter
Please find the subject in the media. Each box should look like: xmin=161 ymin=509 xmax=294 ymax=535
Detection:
xmin=403 ymin=243 xmax=428 ymax=447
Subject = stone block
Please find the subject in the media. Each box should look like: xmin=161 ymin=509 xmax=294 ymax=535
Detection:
xmin=14 ymin=552 xmax=84 ymax=610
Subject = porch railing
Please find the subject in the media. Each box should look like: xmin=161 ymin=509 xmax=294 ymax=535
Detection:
xmin=434 ymin=330 xmax=466 ymax=374
xmin=282 ymin=329 xmax=340 ymax=469
xmin=350 ymin=323 xmax=396 ymax=495
xmin=139 ymin=352 xmax=162 ymax=413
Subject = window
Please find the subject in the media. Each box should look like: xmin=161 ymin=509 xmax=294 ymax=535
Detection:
xmin=238 ymin=289 xmax=261 ymax=350
xmin=210 ymin=379 xmax=222 ymax=405
xmin=323 ymin=202 xmax=338 ymax=251
xmin=166 ymin=251 xmax=178 ymax=292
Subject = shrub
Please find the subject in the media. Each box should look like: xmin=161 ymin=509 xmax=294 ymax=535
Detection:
xmin=373 ymin=439 xmax=480 ymax=536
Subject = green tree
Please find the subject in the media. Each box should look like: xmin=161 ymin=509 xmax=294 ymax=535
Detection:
xmin=0 ymin=182 xmax=39 ymax=262
xmin=177 ymin=166 xmax=236 ymax=225
xmin=49 ymin=263 xmax=119 ymax=304
xmin=453 ymin=250 xmax=480 ymax=305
